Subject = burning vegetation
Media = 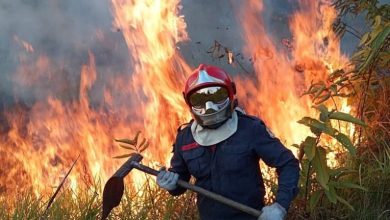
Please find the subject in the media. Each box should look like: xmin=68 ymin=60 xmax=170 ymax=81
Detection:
xmin=0 ymin=0 xmax=389 ymax=219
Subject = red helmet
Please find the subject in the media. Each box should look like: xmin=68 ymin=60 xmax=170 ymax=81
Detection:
xmin=183 ymin=64 xmax=236 ymax=127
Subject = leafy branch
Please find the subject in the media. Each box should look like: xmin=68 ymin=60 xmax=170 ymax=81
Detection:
xmin=296 ymin=105 xmax=367 ymax=212
xmin=113 ymin=131 xmax=150 ymax=159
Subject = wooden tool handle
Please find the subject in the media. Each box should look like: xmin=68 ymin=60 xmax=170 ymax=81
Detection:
xmin=177 ymin=180 xmax=262 ymax=217
xmin=132 ymin=162 xmax=262 ymax=217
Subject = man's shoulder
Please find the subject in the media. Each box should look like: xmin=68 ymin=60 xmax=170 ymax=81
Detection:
xmin=237 ymin=112 xmax=277 ymax=139
xmin=237 ymin=111 xmax=266 ymax=125
xmin=173 ymin=120 xmax=195 ymax=151
xmin=176 ymin=120 xmax=193 ymax=133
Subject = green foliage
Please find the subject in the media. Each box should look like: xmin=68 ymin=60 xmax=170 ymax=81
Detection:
xmin=298 ymin=108 xmax=363 ymax=155
xmin=297 ymin=105 xmax=367 ymax=213
xmin=291 ymin=141 xmax=390 ymax=220
xmin=304 ymin=2 xmax=389 ymax=109
xmin=296 ymin=1 xmax=389 ymax=217
xmin=333 ymin=0 xmax=389 ymax=24
xmin=312 ymin=146 xmax=330 ymax=190
xmin=309 ymin=190 xmax=322 ymax=211
xmin=302 ymin=136 xmax=316 ymax=161
xmin=328 ymin=111 xmax=367 ymax=126
xmin=355 ymin=18 xmax=390 ymax=74
xmin=324 ymin=183 xmax=337 ymax=204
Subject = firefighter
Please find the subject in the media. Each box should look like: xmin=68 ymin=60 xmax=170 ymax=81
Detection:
xmin=156 ymin=64 xmax=300 ymax=220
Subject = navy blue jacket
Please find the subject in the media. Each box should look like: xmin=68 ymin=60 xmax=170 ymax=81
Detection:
xmin=168 ymin=111 xmax=299 ymax=220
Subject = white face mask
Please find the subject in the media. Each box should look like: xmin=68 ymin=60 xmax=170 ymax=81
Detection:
xmin=189 ymin=86 xmax=230 ymax=115
xmin=191 ymin=110 xmax=239 ymax=146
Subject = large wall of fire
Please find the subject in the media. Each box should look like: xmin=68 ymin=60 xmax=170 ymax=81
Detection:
xmin=0 ymin=0 xmax=359 ymax=196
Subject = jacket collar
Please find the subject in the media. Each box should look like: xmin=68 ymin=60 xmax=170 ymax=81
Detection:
xmin=191 ymin=110 xmax=238 ymax=146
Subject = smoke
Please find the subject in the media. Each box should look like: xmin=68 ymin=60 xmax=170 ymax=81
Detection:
xmin=0 ymin=0 xmax=366 ymax=108
xmin=179 ymin=0 xmax=364 ymax=78
xmin=0 ymin=0 xmax=375 ymax=196
xmin=0 ymin=0 xmax=129 ymax=107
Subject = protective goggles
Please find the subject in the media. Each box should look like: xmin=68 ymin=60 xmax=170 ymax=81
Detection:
xmin=189 ymin=86 xmax=229 ymax=113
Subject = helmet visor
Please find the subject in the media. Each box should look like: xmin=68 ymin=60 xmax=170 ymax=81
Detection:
xmin=189 ymin=86 xmax=229 ymax=109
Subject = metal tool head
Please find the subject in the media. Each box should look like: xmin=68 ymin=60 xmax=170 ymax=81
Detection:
xmin=102 ymin=153 xmax=143 ymax=219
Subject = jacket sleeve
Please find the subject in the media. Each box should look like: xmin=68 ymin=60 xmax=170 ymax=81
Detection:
xmin=251 ymin=120 xmax=300 ymax=210
xmin=167 ymin=137 xmax=191 ymax=196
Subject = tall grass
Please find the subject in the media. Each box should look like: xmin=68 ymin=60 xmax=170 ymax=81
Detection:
xmin=1 ymin=151 xmax=388 ymax=220
xmin=350 ymin=142 xmax=390 ymax=220
xmin=0 ymin=174 xmax=198 ymax=220
xmin=281 ymin=144 xmax=387 ymax=220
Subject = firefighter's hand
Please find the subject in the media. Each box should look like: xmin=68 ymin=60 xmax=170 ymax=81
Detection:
xmin=156 ymin=168 xmax=179 ymax=191
xmin=258 ymin=202 xmax=286 ymax=220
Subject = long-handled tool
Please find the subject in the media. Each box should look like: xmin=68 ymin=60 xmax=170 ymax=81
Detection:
xmin=102 ymin=153 xmax=262 ymax=219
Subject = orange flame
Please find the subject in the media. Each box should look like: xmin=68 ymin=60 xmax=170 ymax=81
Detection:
xmin=236 ymin=0 xmax=351 ymax=147
xmin=110 ymin=0 xmax=192 ymax=187
xmin=1 ymin=0 xmax=192 ymax=198
xmin=0 ymin=0 xmax=354 ymax=203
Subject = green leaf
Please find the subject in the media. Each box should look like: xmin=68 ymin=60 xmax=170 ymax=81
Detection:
xmin=316 ymin=105 xmax=330 ymax=122
xmin=291 ymin=144 xmax=300 ymax=148
xmin=336 ymin=195 xmax=355 ymax=211
xmin=334 ymin=132 xmax=356 ymax=155
xmin=312 ymin=147 xmax=329 ymax=190
xmin=324 ymin=184 xmax=337 ymax=204
xmin=298 ymin=117 xmax=326 ymax=136
xmin=359 ymin=32 xmax=370 ymax=46
xmin=310 ymin=127 xmax=323 ymax=137
xmin=377 ymin=51 xmax=390 ymax=69
xmin=302 ymin=84 xmax=315 ymax=96
xmin=334 ymin=76 xmax=348 ymax=85
xmin=329 ymin=69 xmax=344 ymax=78
xmin=309 ymin=190 xmax=322 ymax=211
xmin=373 ymin=15 xmax=382 ymax=30
xmin=328 ymin=112 xmax=367 ymax=126
xmin=334 ymin=181 xmax=367 ymax=191
xmin=329 ymin=84 xmax=338 ymax=94
xmin=359 ymin=24 xmax=390 ymax=73
xmin=298 ymin=147 xmax=304 ymax=161
xmin=315 ymin=93 xmax=331 ymax=104
xmin=313 ymin=84 xmax=326 ymax=100
xmin=365 ymin=26 xmax=383 ymax=45
xmin=298 ymin=117 xmax=336 ymax=136
xmin=330 ymin=168 xmax=357 ymax=180
xmin=302 ymin=136 xmax=317 ymax=161
xmin=351 ymin=49 xmax=368 ymax=62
